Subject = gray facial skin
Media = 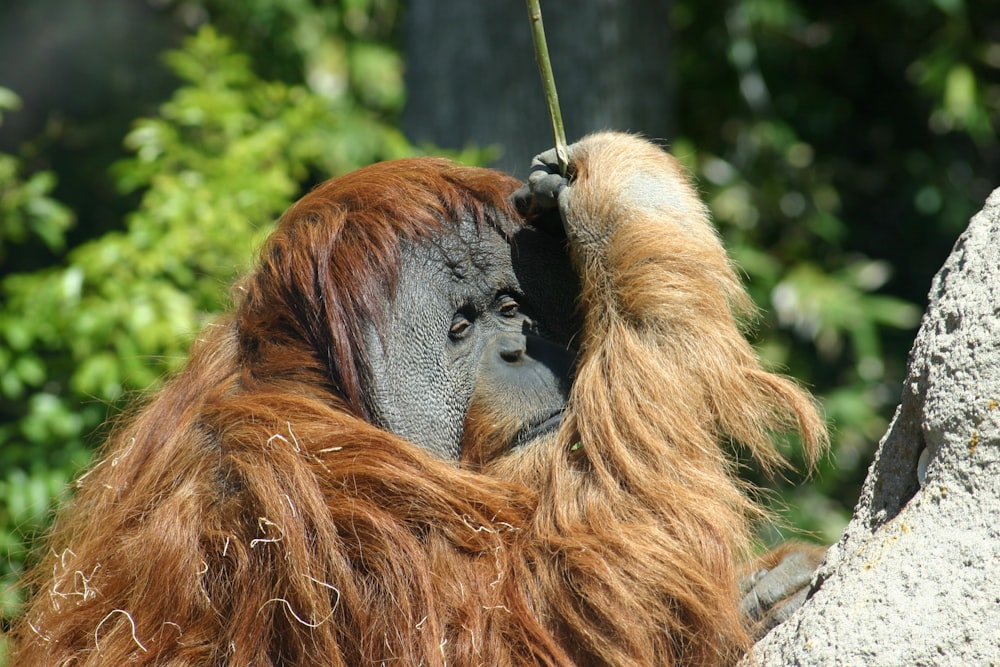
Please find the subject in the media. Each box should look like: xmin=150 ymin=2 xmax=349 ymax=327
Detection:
xmin=362 ymin=215 xmax=579 ymax=460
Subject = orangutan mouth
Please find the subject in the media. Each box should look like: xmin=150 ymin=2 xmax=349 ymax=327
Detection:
xmin=514 ymin=409 xmax=564 ymax=449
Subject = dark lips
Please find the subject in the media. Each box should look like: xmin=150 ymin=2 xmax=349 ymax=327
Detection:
xmin=513 ymin=410 xmax=564 ymax=449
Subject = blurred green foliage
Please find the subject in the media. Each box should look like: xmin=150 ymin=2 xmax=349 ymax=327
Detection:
xmin=1 ymin=0 xmax=998 ymax=653
xmin=0 ymin=87 xmax=82 ymax=634
xmin=670 ymin=0 xmax=998 ymax=542
xmin=0 ymin=91 xmax=74 ymax=267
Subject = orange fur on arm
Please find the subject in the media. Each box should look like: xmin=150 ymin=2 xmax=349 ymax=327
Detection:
xmin=510 ymin=132 xmax=829 ymax=665
xmin=562 ymin=132 xmax=826 ymax=469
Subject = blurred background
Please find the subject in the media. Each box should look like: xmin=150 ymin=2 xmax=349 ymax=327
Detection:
xmin=1 ymin=0 xmax=998 ymax=649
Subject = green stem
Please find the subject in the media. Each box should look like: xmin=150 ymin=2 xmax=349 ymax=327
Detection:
xmin=525 ymin=0 xmax=570 ymax=175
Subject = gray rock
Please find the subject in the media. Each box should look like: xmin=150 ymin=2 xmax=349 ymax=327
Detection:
xmin=749 ymin=189 xmax=1000 ymax=666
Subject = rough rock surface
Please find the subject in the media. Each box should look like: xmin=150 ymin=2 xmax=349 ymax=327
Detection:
xmin=749 ymin=189 xmax=1000 ymax=665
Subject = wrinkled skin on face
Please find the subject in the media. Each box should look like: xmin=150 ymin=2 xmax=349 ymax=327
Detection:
xmin=362 ymin=216 xmax=581 ymax=462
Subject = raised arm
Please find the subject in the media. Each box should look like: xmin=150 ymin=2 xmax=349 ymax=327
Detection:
xmin=516 ymin=131 xmax=826 ymax=466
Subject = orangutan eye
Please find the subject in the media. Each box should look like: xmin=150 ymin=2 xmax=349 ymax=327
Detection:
xmin=498 ymin=298 xmax=520 ymax=317
xmin=449 ymin=314 xmax=472 ymax=340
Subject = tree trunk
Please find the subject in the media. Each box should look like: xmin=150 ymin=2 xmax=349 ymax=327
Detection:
xmin=401 ymin=0 xmax=673 ymax=177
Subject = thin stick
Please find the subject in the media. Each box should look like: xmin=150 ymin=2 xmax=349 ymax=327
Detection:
xmin=525 ymin=0 xmax=570 ymax=175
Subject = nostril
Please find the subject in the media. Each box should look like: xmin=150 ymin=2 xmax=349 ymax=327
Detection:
xmin=499 ymin=348 xmax=523 ymax=363
xmin=497 ymin=334 xmax=526 ymax=363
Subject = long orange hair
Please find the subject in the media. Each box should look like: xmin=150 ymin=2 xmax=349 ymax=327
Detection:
xmin=11 ymin=145 xmax=824 ymax=666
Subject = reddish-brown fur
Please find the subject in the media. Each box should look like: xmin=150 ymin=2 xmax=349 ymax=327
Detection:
xmin=10 ymin=135 xmax=825 ymax=666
